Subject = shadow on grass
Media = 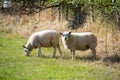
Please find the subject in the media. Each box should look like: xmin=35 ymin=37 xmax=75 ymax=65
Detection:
xmin=62 ymin=55 xmax=100 ymax=61
xmin=40 ymin=55 xmax=60 ymax=59
xmin=76 ymin=55 xmax=100 ymax=61
xmin=27 ymin=54 xmax=101 ymax=61
xmin=103 ymin=53 xmax=120 ymax=63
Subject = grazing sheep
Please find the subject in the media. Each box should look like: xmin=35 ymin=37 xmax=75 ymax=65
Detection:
xmin=60 ymin=32 xmax=97 ymax=59
xmin=23 ymin=30 xmax=62 ymax=57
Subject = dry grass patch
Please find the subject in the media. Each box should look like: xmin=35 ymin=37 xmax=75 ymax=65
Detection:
xmin=0 ymin=11 xmax=120 ymax=64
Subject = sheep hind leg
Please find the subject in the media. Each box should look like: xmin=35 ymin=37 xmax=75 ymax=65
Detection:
xmin=38 ymin=48 xmax=42 ymax=57
xmin=89 ymin=47 xmax=96 ymax=59
xmin=52 ymin=47 xmax=56 ymax=58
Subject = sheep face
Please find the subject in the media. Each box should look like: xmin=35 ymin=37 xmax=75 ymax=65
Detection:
xmin=60 ymin=32 xmax=72 ymax=49
xmin=23 ymin=45 xmax=31 ymax=56
xmin=24 ymin=48 xmax=30 ymax=56
xmin=61 ymin=32 xmax=71 ymax=41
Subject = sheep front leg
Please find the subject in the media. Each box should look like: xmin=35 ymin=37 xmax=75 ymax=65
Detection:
xmin=71 ymin=49 xmax=75 ymax=59
xmin=38 ymin=48 xmax=42 ymax=57
xmin=52 ymin=47 xmax=56 ymax=58
xmin=57 ymin=45 xmax=62 ymax=57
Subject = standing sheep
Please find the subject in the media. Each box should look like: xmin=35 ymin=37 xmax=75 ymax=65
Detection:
xmin=23 ymin=30 xmax=62 ymax=57
xmin=60 ymin=31 xmax=97 ymax=59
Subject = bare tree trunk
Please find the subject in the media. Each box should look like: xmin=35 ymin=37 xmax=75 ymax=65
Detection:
xmin=112 ymin=27 xmax=115 ymax=54
xmin=105 ymin=25 xmax=108 ymax=55
xmin=38 ymin=0 xmax=40 ymax=22
xmin=58 ymin=6 xmax=61 ymax=21
xmin=51 ymin=7 xmax=55 ymax=22
xmin=90 ymin=1 xmax=95 ymax=22
xmin=115 ymin=11 xmax=120 ymax=29
xmin=66 ymin=6 xmax=68 ymax=21
xmin=113 ymin=0 xmax=120 ymax=29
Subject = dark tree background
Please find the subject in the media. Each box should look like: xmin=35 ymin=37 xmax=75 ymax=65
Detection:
xmin=0 ymin=0 xmax=120 ymax=29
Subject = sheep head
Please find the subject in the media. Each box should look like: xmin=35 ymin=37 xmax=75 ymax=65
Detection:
xmin=60 ymin=32 xmax=71 ymax=41
xmin=22 ymin=45 xmax=30 ymax=56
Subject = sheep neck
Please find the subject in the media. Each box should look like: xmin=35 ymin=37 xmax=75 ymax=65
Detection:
xmin=66 ymin=35 xmax=73 ymax=44
xmin=26 ymin=43 xmax=33 ymax=52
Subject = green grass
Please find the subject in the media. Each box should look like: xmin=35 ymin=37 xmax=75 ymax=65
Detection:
xmin=0 ymin=32 xmax=119 ymax=80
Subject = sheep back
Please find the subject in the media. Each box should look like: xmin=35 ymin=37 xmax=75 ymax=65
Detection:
xmin=66 ymin=32 xmax=97 ymax=51
xmin=26 ymin=30 xmax=60 ymax=49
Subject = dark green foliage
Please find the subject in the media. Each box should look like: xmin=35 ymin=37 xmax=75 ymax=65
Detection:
xmin=0 ymin=0 xmax=119 ymax=28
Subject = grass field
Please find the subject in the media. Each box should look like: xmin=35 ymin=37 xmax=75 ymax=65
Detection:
xmin=0 ymin=32 xmax=120 ymax=80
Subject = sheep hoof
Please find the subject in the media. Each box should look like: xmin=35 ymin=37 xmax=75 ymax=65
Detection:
xmin=91 ymin=56 xmax=97 ymax=61
xmin=25 ymin=55 xmax=29 ymax=56
xmin=52 ymin=55 xmax=55 ymax=58
xmin=60 ymin=54 xmax=62 ymax=57
xmin=38 ymin=54 xmax=42 ymax=57
xmin=72 ymin=57 xmax=75 ymax=60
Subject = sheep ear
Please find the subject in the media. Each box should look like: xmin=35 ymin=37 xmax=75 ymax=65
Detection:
xmin=59 ymin=32 xmax=63 ymax=35
xmin=22 ymin=45 xmax=27 ymax=48
xmin=68 ymin=32 xmax=71 ymax=35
